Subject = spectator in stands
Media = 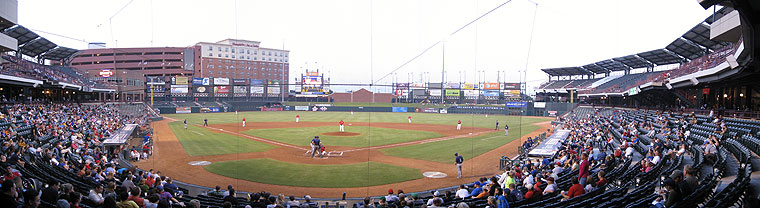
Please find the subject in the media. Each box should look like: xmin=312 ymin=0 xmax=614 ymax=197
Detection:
xmin=22 ymin=189 xmax=40 ymax=208
xmin=41 ymin=180 xmax=60 ymax=204
xmin=385 ymin=189 xmax=399 ymax=203
xmin=116 ymin=189 xmax=138 ymax=208
xmin=164 ymin=178 xmax=181 ymax=196
xmin=683 ymin=165 xmax=699 ymax=193
xmin=359 ymin=196 xmax=374 ymax=208
xmin=469 ymin=181 xmax=483 ymax=198
xmin=662 ymin=178 xmax=682 ymax=207
xmin=188 ymin=199 xmax=201 ymax=208
xmin=248 ymin=193 xmax=266 ymax=208
xmin=509 ymin=183 xmax=523 ymax=202
xmin=87 ymin=185 xmax=104 ymax=205
xmin=301 ymin=195 xmax=316 ymax=208
xmin=128 ymin=187 xmax=144 ymax=207
xmin=596 ymin=171 xmax=607 ymax=187
xmin=578 ymin=153 xmax=590 ymax=186
xmin=670 ymin=170 xmax=691 ymax=196
xmin=703 ymin=140 xmax=718 ymax=164
xmin=156 ymin=186 xmax=180 ymax=205
xmin=69 ymin=192 xmax=82 ymax=208
xmin=523 ymin=184 xmax=538 ymax=200
xmin=223 ymin=189 xmax=238 ymax=207
xmin=286 ymin=195 xmax=300 ymax=208
xmin=0 ymin=180 xmax=18 ymax=207
xmin=455 ymin=185 xmax=469 ymax=199
xmin=562 ymin=177 xmax=585 ymax=200
xmin=429 ymin=197 xmax=445 ymax=208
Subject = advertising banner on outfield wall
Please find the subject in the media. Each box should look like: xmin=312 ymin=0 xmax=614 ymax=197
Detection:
xmin=506 ymin=102 xmax=527 ymax=108
xmin=396 ymin=83 xmax=409 ymax=88
xmin=392 ymin=107 xmax=408 ymax=112
xmin=251 ymin=86 xmax=265 ymax=94
xmin=483 ymin=83 xmax=500 ymax=89
xmin=483 ymin=90 xmax=500 ymax=97
xmin=233 ymin=86 xmax=247 ymax=93
xmin=295 ymin=106 xmax=309 ymax=111
xmin=445 ymin=83 xmax=460 ymax=89
xmin=463 ymin=83 xmax=478 ymax=89
xmin=193 ymin=77 xmax=210 ymax=86
xmin=445 ymin=89 xmax=460 ymax=96
xmin=176 ymin=107 xmax=191 ymax=114
xmin=268 ymin=86 xmax=281 ymax=94
xmin=429 ymin=89 xmax=442 ymax=96
xmin=214 ymin=86 xmax=229 ymax=93
xmin=416 ymin=108 xmax=439 ymax=113
xmin=232 ymin=79 xmax=248 ymax=85
xmin=172 ymin=77 xmax=189 ymax=85
xmin=213 ymin=78 xmax=230 ymax=85
xmin=463 ymin=90 xmax=478 ymax=97
xmin=261 ymin=108 xmax=283 ymax=111
xmin=250 ymin=79 xmax=266 ymax=85
xmin=170 ymin=85 xmax=188 ymax=93
xmin=410 ymin=83 xmax=425 ymax=88
xmin=503 ymin=83 xmax=521 ymax=90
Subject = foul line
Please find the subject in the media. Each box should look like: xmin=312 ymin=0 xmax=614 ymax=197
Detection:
xmin=203 ymin=126 xmax=309 ymax=151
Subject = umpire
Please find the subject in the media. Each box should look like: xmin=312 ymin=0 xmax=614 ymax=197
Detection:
xmin=311 ymin=136 xmax=322 ymax=158
xmin=455 ymin=153 xmax=463 ymax=178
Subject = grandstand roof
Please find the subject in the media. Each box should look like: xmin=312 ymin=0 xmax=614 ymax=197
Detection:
xmin=2 ymin=25 xmax=39 ymax=45
xmin=666 ymin=38 xmax=705 ymax=60
xmin=682 ymin=23 xmax=729 ymax=51
xmin=541 ymin=67 xmax=591 ymax=76
xmin=612 ymin=55 xmax=652 ymax=69
xmin=41 ymin=46 xmax=79 ymax=61
xmin=21 ymin=37 xmax=56 ymax=57
xmin=581 ymin=64 xmax=608 ymax=74
xmin=636 ymin=49 xmax=683 ymax=66
xmin=595 ymin=59 xmax=629 ymax=72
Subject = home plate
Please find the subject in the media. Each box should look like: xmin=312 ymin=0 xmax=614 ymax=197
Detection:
xmin=188 ymin=161 xmax=211 ymax=166
xmin=423 ymin=172 xmax=448 ymax=178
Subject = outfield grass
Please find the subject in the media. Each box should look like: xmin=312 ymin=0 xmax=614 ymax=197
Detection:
xmin=168 ymin=121 xmax=276 ymax=156
xmin=243 ymin=126 xmax=443 ymax=147
xmin=204 ymin=159 xmax=422 ymax=188
xmin=165 ymin=111 xmax=551 ymax=130
xmin=379 ymin=123 xmax=543 ymax=163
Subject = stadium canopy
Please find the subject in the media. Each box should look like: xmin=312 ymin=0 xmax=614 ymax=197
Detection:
xmin=541 ymin=67 xmax=591 ymax=76
xmin=681 ymin=23 xmax=729 ymax=51
xmin=41 ymin=46 xmax=79 ymax=61
xmin=612 ymin=55 xmax=652 ymax=69
xmin=666 ymin=38 xmax=705 ymax=60
xmin=581 ymin=64 xmax=608 ymax=74
xmin=595 ymin=59 xmax=629 ymax=72
xmin=2 ymin=25 xmax=39 ymax=45
xmin=637 ymin=49 xmax=683 ymax=66
xmin=20 ymin=37 xmax=57 ymax=57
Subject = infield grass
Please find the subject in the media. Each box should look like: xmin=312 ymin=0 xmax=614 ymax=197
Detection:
xmin=379 ymin=122 xmax=543 ymax=163
xmin=204 ymin=158 xmax=422 ymax=188
xmin=168 ymin=121 xmax=276 ymax=156
xmin=243 ymin=126 xmax=443 ymax=147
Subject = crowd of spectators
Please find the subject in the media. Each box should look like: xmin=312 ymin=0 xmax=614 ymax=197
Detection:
xmin=0 ymin=55 xmax=115 ymax=89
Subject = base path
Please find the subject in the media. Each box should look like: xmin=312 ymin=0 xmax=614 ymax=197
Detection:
xmin=134 ymin=118 xmax=552 ymax=198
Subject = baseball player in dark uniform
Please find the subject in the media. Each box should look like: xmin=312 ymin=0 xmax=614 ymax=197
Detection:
xmin=204 ymin=118 xmax=208 ymax=126
xmin=311 ymin=136 xmax=322 ymax=158
xmin=455 ymin=153 xmax=463 ymax=178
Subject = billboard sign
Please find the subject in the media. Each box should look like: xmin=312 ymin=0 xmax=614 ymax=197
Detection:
xmin=395 ymin=83 xmax=409 ymax=88
xmin=194 ymin=86 xmax=208 ymax=93
xmin=444 ymin=83 xmax=461 ymax=89
xmin=463 ymin=83 xmax=478 ymax=89
xmin=213 ymin=78 xmax=229 ymax=85
xmin=268 ymin=86 xmax=281 ymax=94
xmin=463 ymin=90 xmax=478 ymax=97
xmin=214 ymin=86 xmax=229 ymax=93
xmin=445 ymin=89 xmax=460 ymax=96
xmin=192 ymin=77 xmax=210 ymax=86
xmin=483 ymin=90 xmax=500 ymax=96
xmin=233 ymin=86 xmax=248 ymax=93
xmin=503 ymin=83 xmax=521 ymax=90
xmin=171 ymin=76 xmax=189 ymax=85
xmin=429 ymin=89 xmax=442 ymax=96
xmin=99 ymin=69 xmax=113 ymax=78
xmin=232 ymin=79 xmax=248 ymax=85
xmin=506 ymin=102 xmax=527 ymax=108
xmin=251 ymin=86 xmax=265 ymax=93
xmin=176 ymin=107 xmax=191 ymax=114
xmin=483 ymin=83 xmax=500 ymax=89
xmin=410 ymin=83 xmax=425 ymax=88
xmin=251 ymin=79 xmax=266 ymax=85
xmin=170 ymin=85 xmax=188 ymax=93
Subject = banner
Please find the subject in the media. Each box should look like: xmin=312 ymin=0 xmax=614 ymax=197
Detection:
xmin=214 ymin=86 xmax=229 ymax=93
xmin=463 ymin=90 xmax=478 ymax=97
xmin=506 ymin=102 xmax=527 ymax=108
xmin=463 ymin=83 xmax=477 ymax=89
xmin=483 ymin=83 xmax=500 ymax=89
xmin=233 ymin=86 xmax=248 ymax=93
xmin=503 ymin=83 xmax=521 ymax=90
xmin=429 ymin=89 xmax=442 ymax=96
xmin=412 ymin=89 xmax=427 ymax=96
xmin=394 ymin=89 xmax=405 ymax=96
xmin=416 ymin=108 xmax=439 ymax=113
xmin=295 ymin=106 xmax=309 ymax=111
xmin=395 ymin=83 xmax=409 ymax=88
xmin=172 ymin=77 xmax=189 ymax=85
xmin=251 ymin=86 xmax=265 ymax=93
xmin=445 ymin=89 xmax=460 ymax=96
xmin=627 ymin=87 xmax=640 ymax=96
xmin=410 ymin=83 xmax=425 ymax=88
xmin=483 ymin=90 xmax=500 ymax=97
xmin=194 ymin=86 xmax=208 ymax=93
xmin=445 ymin=83 xmax=461 ymax=89
xmin=534 ymin=102 xmax=546 ymax=108
xmin=176 ymin=107 xmax=191 ymax=114
xmin=213 ymin=78 xmax=230 ymax=85
xmin=428 ymin=83 xmax=443 ymax=89
xmin=505 ymin=90 xmax=521 ymax=96
xmin=170 ymin=85 xmax=188 ymax=93
xmin=145 ymin=85 xmax=166 ymax=93
xmin=232 ymin=79 xmax=248 ymax=85
xmin=268 ymin=86 xmax=281 ymax=94
xmin=193 ymin=77 xmax=210 ymax=86
xmin=261 ymin=107 xmax=283 ymax=111
xmin=702 ymin=88 xmax=710 ymax=95
xmin=250 ymin=79 xmax=266 ymax=85
xmin=392 ymin=107 xmax=408 ymax=112
xmin=439 ymin=109 xmax=448 ymax=114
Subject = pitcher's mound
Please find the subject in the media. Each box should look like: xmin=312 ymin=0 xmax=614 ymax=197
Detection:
xmin=322 ymin=132 xmax=361 ymax=136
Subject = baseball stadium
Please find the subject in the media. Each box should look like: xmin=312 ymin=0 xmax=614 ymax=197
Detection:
xmin=1 ymin=0 xmax=760 ymax=208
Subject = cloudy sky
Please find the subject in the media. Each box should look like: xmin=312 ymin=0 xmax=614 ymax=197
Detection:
xmin=18 ymin=0 xmax=715 ymax=93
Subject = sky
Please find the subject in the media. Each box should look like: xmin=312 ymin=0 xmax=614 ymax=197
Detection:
xmin=17 ymin=0 xmax=716 ymax=93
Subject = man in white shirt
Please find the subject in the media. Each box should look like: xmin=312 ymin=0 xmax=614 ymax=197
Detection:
xmin=455 ymin=185 xmax=470 ymax=199
xmin=88 ymin=185 xmax=104 ymax=205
